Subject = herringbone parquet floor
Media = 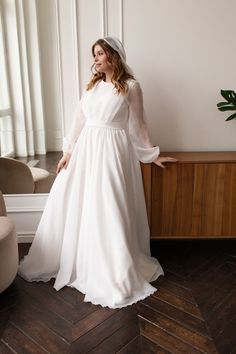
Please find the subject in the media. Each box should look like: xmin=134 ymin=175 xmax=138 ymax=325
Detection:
xmin=0 ymin=240 xmax=235 ymax=353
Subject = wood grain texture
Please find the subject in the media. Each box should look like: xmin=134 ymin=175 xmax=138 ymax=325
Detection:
xmin=141 ymin=152 xmax=236 ymax=239
xmin=0 ymin=242 xmax=235 ymax=353
xmin=159 ymin=151 xmax=236 ymax=163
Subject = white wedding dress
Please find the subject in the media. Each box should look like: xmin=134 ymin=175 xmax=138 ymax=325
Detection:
xmin=18 ymin=79 xmax=164 ymax=308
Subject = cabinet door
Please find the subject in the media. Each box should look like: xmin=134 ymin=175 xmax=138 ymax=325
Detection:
xmin=150 ymin=163 xmax=236 ymax=239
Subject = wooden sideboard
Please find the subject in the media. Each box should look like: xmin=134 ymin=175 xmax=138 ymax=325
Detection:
xmin=141 ymin=152 xmax=236 ymax=239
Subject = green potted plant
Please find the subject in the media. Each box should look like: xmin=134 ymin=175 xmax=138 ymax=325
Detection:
xmin=217 ymin=90 xmax=236 ymax=121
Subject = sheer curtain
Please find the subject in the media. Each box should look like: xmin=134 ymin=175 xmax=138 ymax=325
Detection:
xmin=0 ymin=0 xmax=46 ymax=157
xmin=0 ymin=2 xmax=14 ymax=157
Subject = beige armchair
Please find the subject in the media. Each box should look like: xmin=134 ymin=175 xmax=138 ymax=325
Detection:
xmin=0 ymin=157 xmax=55 ymax=194
xmin=0 ymin=191 xmax=18 ymax=293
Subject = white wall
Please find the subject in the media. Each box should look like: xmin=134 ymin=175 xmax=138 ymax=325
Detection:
xmin=38 ymin=0 xmax=236 ymax=152
xmin=123 ymin=0 xmax=236 ymax=151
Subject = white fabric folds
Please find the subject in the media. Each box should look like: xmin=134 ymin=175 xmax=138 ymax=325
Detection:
xmin=18 ymin=79 xmax=164 ymax=308
xmin=103 ymin=36 xmax=134 ymax=75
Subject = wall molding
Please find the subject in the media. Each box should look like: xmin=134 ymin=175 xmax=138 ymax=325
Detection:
xmin=55 ymin=0 xmax=65 ymax=137
xmin=72 ymin=0 xmax=80 ymax=100
xmin=4 ymin=193 xmax=48 ymax=243
xmin=119 ymin=0 xmax=123 ymax=42
xmin=101 ymin=0 xmax=108 ymax=37
xmin=17 ymin=233 xmax=35 ymax=243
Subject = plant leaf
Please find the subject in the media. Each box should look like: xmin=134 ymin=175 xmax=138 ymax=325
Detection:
xmin=231 ymin=91 xmax=236 ymax=101
xmin=221 ymin=90 xmax=236 ymax=104
xmin=218 ymin=105 xmax=236 ymax=111
xmin=229 ymin=90 xmax=236 ymax=104
xmin=217 ymin=102 xmax=230 ymax=108
xmin=225 ymin=112 xmax=236 ymax=121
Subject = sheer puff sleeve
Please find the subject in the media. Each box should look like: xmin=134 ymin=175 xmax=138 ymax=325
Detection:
xmin=62 ymin=96 xmax=86 ymax=154
xmin=127 ymin=81 xmax=160 ymax=163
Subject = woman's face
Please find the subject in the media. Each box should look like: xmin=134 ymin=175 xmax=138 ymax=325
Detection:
xmin=93 ymin=45 xmax=112 ymax=74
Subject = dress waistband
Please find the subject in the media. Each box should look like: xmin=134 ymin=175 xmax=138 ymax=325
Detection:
xmin=85 ymin=121 xmax=127 ymax=130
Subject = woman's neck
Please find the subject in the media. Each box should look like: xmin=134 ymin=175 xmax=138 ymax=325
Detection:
xmin=104 ymin=71 xmax=113 ymax=83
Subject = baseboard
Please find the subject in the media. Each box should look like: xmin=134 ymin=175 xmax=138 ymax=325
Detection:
xmin=17 ymin=233 xmax=34 ymax=243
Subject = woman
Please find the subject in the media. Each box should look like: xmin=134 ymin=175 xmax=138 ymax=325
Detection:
xmin=18 ymin=37 xmax=176 ymax=308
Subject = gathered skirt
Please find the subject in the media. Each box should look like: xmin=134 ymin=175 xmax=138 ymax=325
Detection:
xmin=18 ymin=123 xmax=164 ymax=308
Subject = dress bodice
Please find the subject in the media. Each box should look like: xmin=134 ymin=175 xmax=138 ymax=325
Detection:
xmin=63 ymin=79 xmax=160 ymax=163
xmin=81 ymin=80 xmax=130 ymax=126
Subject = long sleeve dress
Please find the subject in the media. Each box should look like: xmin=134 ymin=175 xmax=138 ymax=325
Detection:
xmin=18 ymin=79 xmax=164 ymax=309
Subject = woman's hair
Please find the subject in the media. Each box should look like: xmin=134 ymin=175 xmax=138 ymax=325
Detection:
xmin=86 ymin=39 xmax=135 ymax=95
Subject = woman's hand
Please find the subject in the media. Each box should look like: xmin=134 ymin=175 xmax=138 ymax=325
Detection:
xmin=56 ymin=153 xmax=71 ymax=174
xmin=153 ymin=156 xmax=178 ymax=169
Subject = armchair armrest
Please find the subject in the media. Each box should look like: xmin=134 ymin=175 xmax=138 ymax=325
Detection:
xmin=0 ymin=191 xmax=7 ymax=216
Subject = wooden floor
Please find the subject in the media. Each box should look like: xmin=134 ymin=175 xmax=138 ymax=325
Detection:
xmin=0 ymin=240 xmax=235 ymax=353
xmin=16 ymin=151 xmax=61 ymax=175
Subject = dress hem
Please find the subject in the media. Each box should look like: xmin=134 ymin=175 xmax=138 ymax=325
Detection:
xmin=18 ymin=269 xmax=164 ymax=309
xmin=81 ymin=286 xmax=159 ymax=309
